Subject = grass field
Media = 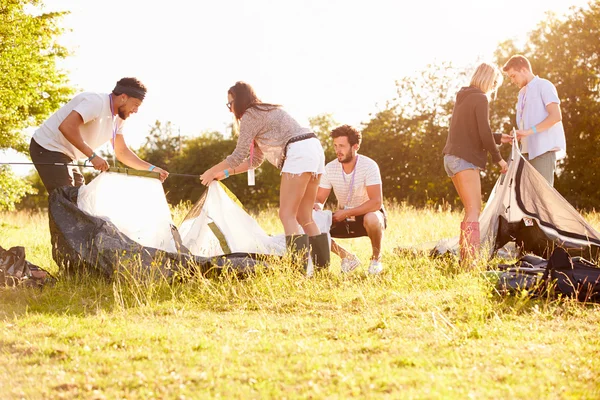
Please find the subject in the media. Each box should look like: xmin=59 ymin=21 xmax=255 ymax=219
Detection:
xmin=1 ymin=204 xmax=599 ymax=399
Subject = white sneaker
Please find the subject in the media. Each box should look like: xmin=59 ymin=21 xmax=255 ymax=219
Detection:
xmin=306 ymin=258 xmax=314 ymax=278
xmin=368 ymin=260 xmax=383 ymax=275
xmin=340 ymin=254 xmax=361 ymax=273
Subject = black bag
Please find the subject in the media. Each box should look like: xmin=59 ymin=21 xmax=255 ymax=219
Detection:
xmin=543 ymin=247 xmax=600 ymax=302
xmin=495 ymin=254 xmax=548 ymax=295
xmin=494 ymin=249 xmax=600 ymax=303
xmin=0 ymin=245 xmax=55 ymax=287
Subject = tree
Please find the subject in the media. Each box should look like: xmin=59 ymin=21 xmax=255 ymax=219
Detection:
xmin=0 ymin=0 xmax=73 ymax=210
xmin=308 ymin=113 xmax=337 ymax=161
xmin=15 ymin=170 xmax=47 ymax=210
xmin=361 ymin=62 xmax=477 ymax=206
xmin=493 ymin=1 xmax=600 ymax=209
xmin=137 ymin=121 xmax=183 ymax=170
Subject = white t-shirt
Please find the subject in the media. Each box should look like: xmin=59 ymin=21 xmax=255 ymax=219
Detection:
xmin=32 ymin=92 xmax=124 ymax=160
xmin=516 ymin=76 xmax=566 ymax=160
xmin=320 ymin=154 xmax=382 ymax=209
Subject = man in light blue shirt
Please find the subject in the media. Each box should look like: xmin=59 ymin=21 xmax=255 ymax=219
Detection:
xmin=503 ymin=55 xmax=566 ymax=187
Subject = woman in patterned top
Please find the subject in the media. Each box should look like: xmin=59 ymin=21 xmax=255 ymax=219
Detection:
xmin=200 ymin=82 xmax=329 ymax=272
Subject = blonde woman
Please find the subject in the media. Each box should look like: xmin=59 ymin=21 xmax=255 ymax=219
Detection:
xmin=200 ymin=82 xmax=328 ymax=272
xmin=442 ymin=63 xmax=512 ymax=265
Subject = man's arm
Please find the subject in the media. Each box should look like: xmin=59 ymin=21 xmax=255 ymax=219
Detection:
xmin=114 ymin=134 xmax=169 ymax=182
xmin=58 ymin=111 xmax=109 ymax=171
xmin=516 ymin=102 xmax=562 ymax=140
xmin=332 ymin=184 xmax=382 ymax=222
xmin=313 ymin=187 xmax=331 ymax=211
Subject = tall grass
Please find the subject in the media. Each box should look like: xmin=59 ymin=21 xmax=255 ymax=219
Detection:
xmin=1 ymin=205 xmax=599 ymax=399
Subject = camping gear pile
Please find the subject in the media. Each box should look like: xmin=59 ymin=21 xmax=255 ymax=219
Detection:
xmin=0 ymin=245 xmax=55 ymax=287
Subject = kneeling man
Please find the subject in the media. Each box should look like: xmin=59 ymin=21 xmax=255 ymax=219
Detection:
xmin=314 ymin=125 xmax=386 ymax=274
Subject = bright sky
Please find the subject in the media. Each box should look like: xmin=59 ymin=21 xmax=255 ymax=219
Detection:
xmin=4 ymin=0 xmax=589 ymax=175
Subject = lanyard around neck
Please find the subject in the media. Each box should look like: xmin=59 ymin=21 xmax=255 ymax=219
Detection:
xmin=517 ymin=86 xmax=528 ymax=130
xmin=342 ymin=155 xmax=359 ymax=206
xmin=109 ymin=95 xmax=119 ymax=166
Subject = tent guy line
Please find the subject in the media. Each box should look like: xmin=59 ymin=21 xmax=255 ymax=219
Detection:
xmin=0 ymin=162 xmax=200 ymax=178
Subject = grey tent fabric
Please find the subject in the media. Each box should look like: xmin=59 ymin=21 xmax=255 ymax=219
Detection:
xmin=49 ymin=186 xmax=262 ymax=280
xmin=433 ymin=141 xmax=600 ymax=260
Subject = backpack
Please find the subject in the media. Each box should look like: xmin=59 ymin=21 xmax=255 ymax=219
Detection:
xmin=495 ymin=254 xmax=548 ymax=296
xmin=0 ymin=245 xmax=55 ymax=288
xmin=542 ymin=247 xmax=600 ymax=302
xmin=494 ymin=248 xmax=600 ymax=303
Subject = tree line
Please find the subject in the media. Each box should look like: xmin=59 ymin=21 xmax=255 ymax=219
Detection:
xmin=4 ymin=1 xmax=600 ymax=210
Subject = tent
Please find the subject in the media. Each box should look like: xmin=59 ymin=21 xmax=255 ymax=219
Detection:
xmin=49 ymin=169 xmax=331 ymax=278
xmin=178 ymin=182 xmax=331 ymax=258
xmin=433 ymin=140 xmax=600 ymax=260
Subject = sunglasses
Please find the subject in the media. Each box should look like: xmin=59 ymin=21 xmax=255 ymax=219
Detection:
xmin=226 ymin=100 xmax=234 ymax=111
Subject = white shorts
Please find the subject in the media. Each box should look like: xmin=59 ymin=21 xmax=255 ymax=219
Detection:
xmin=281 ymin=138 xmax=326 ymax=175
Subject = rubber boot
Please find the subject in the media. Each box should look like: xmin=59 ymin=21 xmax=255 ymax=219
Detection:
xmin=286 ymin=234 xmax=310 ymax=272
xmin=459 ymin=221 xmax=480 ymax=268
xmin=309 ymin=233 xmax=331 ymax=272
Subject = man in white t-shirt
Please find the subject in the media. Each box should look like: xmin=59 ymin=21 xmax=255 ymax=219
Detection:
xmin=503 ymin=55 xmax=566 ymax=186
xmin=314 ymin=125 xmax=386 ymax=274
xmin=29 ymin=77 xmax=168 ymax=193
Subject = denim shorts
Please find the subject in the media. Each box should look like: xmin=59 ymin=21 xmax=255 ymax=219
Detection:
xmin=443 ymin=154 xmax=480 ymax=178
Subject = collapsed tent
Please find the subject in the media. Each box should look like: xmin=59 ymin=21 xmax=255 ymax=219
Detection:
xmin=178 ymin=183 xmax=331 ymax=258
xmin=50 ymin=168 xmax=331 ymax=278
xmin=433 ymin=141 xmax=600 ymax=260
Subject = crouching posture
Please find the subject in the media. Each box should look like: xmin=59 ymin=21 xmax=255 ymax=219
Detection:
xmin=200 ymin=82 xmax=330 ymax=272
xmin=314 ymin=125 xmax=386 ymax=274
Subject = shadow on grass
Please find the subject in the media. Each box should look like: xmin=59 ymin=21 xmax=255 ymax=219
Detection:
xmin=0 ymin=272 xmax=116 ymax=318
xmin=0 ymin=254 xmax=308 ymax=318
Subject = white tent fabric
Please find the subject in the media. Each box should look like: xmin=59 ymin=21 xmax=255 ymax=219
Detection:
xmin=179 ymin=181 xmax=332 ymax=257
xmin=179 ymin=182 xmax=286 ymax=257
xmin=78 ymin=172 xmax=179 ymax=253
xmin=435 ymin=140 xmax=600 ymax=257
xmin=77 ymin=174 xmax=332 ymax=258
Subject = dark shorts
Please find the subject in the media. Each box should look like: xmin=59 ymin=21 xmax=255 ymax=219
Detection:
xmin=329 ymin=209 xmax=387 ymax=239
xmin=29 ymin=138 xmax=84 ymax=194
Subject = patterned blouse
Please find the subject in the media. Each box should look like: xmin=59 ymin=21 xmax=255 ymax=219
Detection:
xmin=225 ymin=107 xmax=312 ymax=169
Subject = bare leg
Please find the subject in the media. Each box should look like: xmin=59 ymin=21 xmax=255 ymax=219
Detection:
xmin=295 ymin=174 xmax=322 ymax=237
xmin=450 ymin=169 xmax=482 ymax=264
xmin=451 ymin=169 xmax=481 ymax=222
xmin=331 ymin=239 xmax=352 ymax=259
xmin=363 ymin=211 xmax=385 ymax=261
xmin=280 ymin=172 xmax=322 ymax=236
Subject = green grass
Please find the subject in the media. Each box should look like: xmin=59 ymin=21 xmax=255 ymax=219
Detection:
xmin=1 ymin=205 xmax=600 ymax=399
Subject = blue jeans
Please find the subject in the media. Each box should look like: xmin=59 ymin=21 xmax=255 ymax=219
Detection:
xmin=443 ymin=154 xmax=480 ymax=178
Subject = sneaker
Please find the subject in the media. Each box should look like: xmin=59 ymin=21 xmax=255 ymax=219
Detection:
xmin=340 ymin=254 xmax=361 ymax=273
xmin=306 ymin=258 xmax=314 ymax=278
xmin=368 ymin=260 xmax=383 ymax=275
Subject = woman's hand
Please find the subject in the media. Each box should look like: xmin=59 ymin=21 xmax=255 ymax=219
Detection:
xmin=500 ymin=134 xmax=514 ymax=144
xmin=200 ymin=169 xmax=218 ymax=186
xmin=153 ymin=167 xmax=169 ymax=182
xmin=498 ymin=159 xmax=509 ymax=174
